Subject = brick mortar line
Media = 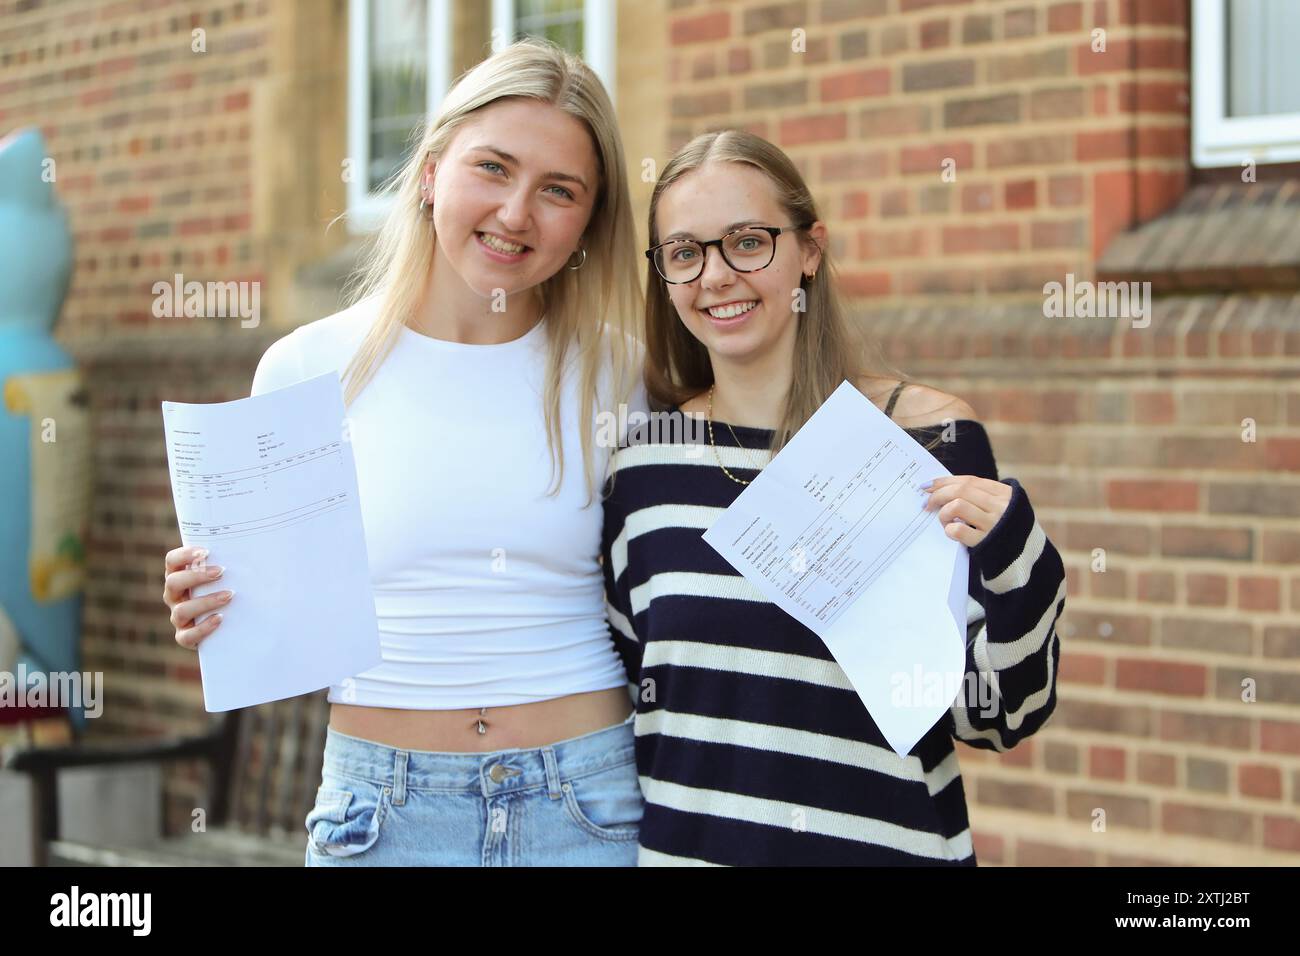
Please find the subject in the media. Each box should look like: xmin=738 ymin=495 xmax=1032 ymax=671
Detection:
xmin=674 ymin=25 xmax=1186 ymax=50
xmin=966 ymin=731 xmax=1300 ymax=769
xmin=1060 ymin=560 xmax=1300 ymax=579
xmin=1053 ymin=682 xmax=1298 ymax=717
xmin=682 ymin=105 xmax=1191 ymax=134
xmin=1054 ymin=649 xmax=1300 ymax=678
xmin=963 ymin=761 xmax=1297 ymax=808
xmin=968 ymin=804 xmax=1297 ymax=862
xmin=679 ymin=70 xmax=1193 ymax=92
xmin=963 ymin=771 xmax=1298 ymax=817
xmin=1059 ymin=610 xmax=1291 ymax=645
xmin=890 ymin=362 xmax=1300 ymax=375
xmin=1052 ymin=527 xmax=1300 ymax=557
xmin=983 ymin=424 xmax=1300 ymax=433
xmin=1067 ymin=589 xmax=1300 ymax=614
xmin=1 ymin=66 xmax=267 ymax=110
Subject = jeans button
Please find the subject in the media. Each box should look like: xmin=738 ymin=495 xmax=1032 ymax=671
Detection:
xmin=488 ymin=764 xmax=509 ymax=783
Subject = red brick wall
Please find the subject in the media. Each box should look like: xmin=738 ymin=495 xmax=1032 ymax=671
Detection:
xmin=0 ymin=0 xmax=271 ymax=336
xmin=665 ymin=0 xmax=1190 ymax=298
xmin=872 ymin=298 xmax=1300 ymax=864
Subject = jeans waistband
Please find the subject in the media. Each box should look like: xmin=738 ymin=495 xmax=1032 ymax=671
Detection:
xmin=321 ymin=711 xmax=636 ymax=802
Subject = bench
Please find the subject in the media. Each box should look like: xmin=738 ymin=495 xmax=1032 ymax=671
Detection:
xmin=5 ymin=690 xmax=331 ymax=866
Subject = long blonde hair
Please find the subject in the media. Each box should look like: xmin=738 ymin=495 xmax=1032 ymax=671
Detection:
xmin=340 ymin=38 xmax=643 ymax=502
xmin=643 ymin=129 xmax=940 ymax=453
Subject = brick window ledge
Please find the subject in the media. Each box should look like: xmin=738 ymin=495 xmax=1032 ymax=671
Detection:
xmin=1097 ymin=182 xmax=1300 ymax=294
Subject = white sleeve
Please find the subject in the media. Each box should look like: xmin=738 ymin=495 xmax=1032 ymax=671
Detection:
xmin=250 ymin=329 xmax=304 ymax=397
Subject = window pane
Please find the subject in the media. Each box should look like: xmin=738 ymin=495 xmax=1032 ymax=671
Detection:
xmin=369 ymin=0 xmax=428 ymax=193
xmin=1226 ymin=0 xmax=1300 ymax=117
xmin=515 ymin=0 xmax=584 ymax=54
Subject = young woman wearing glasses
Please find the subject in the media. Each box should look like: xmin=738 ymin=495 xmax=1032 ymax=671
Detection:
xmin=601 ymin=129 xmax=1067 ymax=865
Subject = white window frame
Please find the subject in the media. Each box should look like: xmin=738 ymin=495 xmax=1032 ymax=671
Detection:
xmin=491 ymin=0 xmax=616 ymax=106
xmin=347 ymin=0 xmax=615 ymax=233
xmin=1192 ymin=0 xmax=1300 ymax=167
xmin=347 ymin=0 xmax=452 ymax=233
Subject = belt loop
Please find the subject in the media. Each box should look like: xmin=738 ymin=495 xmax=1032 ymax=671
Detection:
xmin=541 ymin=745 xmax=562 ymax=800
xmin=392 ymin=750 xmax=408 ymax=807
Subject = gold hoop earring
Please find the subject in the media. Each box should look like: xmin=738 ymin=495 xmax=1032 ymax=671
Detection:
xmin=567 ymin=246 xmax=587 ymax=270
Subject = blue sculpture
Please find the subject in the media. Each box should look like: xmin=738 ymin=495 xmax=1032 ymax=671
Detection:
xmin=0 ymin=127 xmax=91 ymax=735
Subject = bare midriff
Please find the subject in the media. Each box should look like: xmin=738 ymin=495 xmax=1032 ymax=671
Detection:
xmin=328 ymin=686 xmax=632 ymax=752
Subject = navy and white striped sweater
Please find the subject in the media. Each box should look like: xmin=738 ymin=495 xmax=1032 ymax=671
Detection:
xmin=600 ymin=411 xmax=1067 ymax=866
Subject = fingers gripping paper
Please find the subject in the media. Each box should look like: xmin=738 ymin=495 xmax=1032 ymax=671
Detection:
xmin=701 ymin=380 xmax=969 ymax=756
xmin=162 ymin=373 xmax=381 ymax=712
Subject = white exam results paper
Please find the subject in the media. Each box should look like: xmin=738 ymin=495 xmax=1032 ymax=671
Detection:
xmin=701 ymin=380 xmax=970 ymax=756
xmin=161 ymin=373 xmax=381 ymax=712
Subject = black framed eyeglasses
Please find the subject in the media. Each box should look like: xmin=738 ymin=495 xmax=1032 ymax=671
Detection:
xmin=645 ymin=222 xmax=812 ymax=284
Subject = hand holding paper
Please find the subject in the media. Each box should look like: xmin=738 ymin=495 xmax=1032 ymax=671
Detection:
xmin=922 ymin=473 xmax=1014 ymax=548
xmin=701 ymin=380 xmax=971 ymax=756
xmin=161 ymin=373 xmax=381 ymax=712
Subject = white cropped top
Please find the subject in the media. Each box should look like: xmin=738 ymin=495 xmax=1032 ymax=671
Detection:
xmin=250 ymin=296 xmax=646 ymax=709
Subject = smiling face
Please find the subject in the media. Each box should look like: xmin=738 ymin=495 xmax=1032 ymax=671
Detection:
xmin=654 ymin=162 xmax=824 ymax=366
xmin=423 ymin=98 xmax=601 ymax=303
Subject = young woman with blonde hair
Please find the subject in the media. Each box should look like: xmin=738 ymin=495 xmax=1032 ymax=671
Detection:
xmin=162 ymin=39 xmax=648 ymax=866
xmin=602 ymin=129 xmax=1067 ymax=865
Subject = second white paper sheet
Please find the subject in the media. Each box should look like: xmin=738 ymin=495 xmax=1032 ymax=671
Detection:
xmin=162 ymin=372 xmax=381 ymax=712
xmin=701 ymin=380 xmax=970 ymax=756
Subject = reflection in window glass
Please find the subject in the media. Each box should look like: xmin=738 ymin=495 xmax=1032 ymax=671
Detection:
xmin=1226 ymin=0 xmax=1300 ymax=117
xmin=515 ymin=0 xmax=584 ymax=54
xmin=368 ymin=0 xmax=428 ymax=192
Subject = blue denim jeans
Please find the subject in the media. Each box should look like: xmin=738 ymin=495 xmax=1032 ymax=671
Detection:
xmin=303 ymin=712 xmax=642 ymax=866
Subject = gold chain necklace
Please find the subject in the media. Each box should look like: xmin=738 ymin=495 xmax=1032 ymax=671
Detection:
xmin=706 ymin=383 xmax=766 ymax=486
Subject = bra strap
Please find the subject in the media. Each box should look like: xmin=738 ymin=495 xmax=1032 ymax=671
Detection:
xmin=884 ymin=381 xmax=907 ymax=419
